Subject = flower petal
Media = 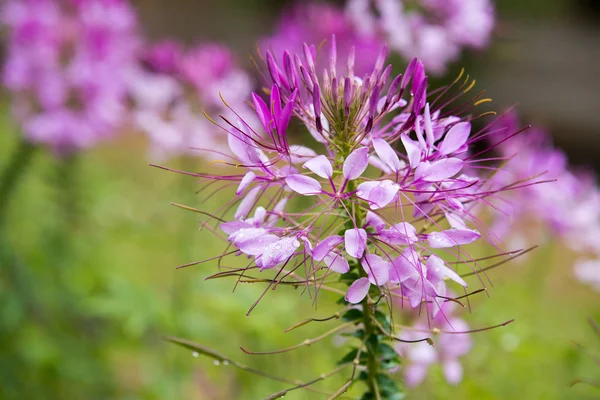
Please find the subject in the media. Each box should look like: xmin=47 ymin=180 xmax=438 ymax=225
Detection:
xmin=234 ymin=229 xmax=279 ymax=256
xmin=312 ymin=235 xmax=343 ymax=261
xmin=401 ymin=134 xmax=421 ymax=168
xmin=234 ymin=186 xmax=261 ymax=219
xmin=361 ymin=254 xmax=391 ymax=285
xmin=236 ymin=171 xmax=256 ymax=196
xmin=258 ymin=236 xmax=301 ymax=270
xmin=289 ymin=145 xmax=317 ymax=164
xmin=379 ymin=222 xmax=418 ymax=245
xmin=345 ymin=277 xmax=371 ymax=304
xmin=343 ymin=147 xmax=369 ymax=180
xmin=344 ymin=228 xmax=367 ymax=258
xmin=324 ymin=252 xmax=350 ymax=273
xmin=357 ymin=180 xmax=399 ymax=209
xmin=252 ymin=92 xmax=272 ymax=133
xmin=426 ymin=255 xmax=467 ymax=287
xmin=415 ymin=158 xmax=464 ymax=182
xmin=303 ymin=155 xmax=333 ymax=179
xmin=439 ymin=122 xmax=471 ymax=155
xmin=427 ymin=229 xmax=481 ymax=248
xmin=373 ymin=138 xmax=403 ymax=172
xmin=365 ymin=211 xmax=386 ymax=232
xmin=285 ymin=174 xmax=322 ymax=195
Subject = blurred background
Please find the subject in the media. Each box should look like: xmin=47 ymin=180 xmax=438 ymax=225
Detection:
xmin=1 ymin=0 xmax=599 ymax=399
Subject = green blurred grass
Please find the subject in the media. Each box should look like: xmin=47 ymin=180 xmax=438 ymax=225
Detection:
xmin=0 ymin=101 xmax=599 ymax=399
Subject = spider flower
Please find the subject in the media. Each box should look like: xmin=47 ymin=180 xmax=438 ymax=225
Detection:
xmin=0 ymin=0 xmax=140 ymax=153
xmin=162 ymin=36 xmax=535 ymax=397
xmin=185 ymin=36 xmax=520 ymax=315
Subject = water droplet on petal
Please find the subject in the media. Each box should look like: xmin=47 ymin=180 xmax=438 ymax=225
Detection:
xmin=357 ymin=191 xmax=363 ymax=196
xmin=192 ymin=352 xmax=199 ymax=358
xmin=222 ymin=360 xmax=229 ymax=366
xmin=213 ymin=360 xmax=221 ymax=366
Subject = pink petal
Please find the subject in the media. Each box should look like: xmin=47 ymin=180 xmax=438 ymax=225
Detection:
xmin=312 ymin=235 xmax=343 ymax=261
xmin=439 ymin=122 xmax=471 ymax=155
xmin=258 ymin=236 xmax=300 ymax=270
xmin=266 ymin=198 xmax=288 ymax=225
xmin=426 ymin=255 xmax=467 ymax=287
xmin=236 ymin=171 xmax=256 ymax=196
xmin=365 ymin=211 xmax=386 ymax=232
xmin=303 ymin=155 xmax=333 ymax=179
xmin=324 ymin=252 xmax=350 ymax=273
xmin=252 ymin=92 xmax=272 ymax=133
xmin=443 ymin=361 xmax=464 ymax=385
xmin=369 ymin=155 xmax=393 ymax=174
xmin=401 ymin=134 xmax=421 ymax=168
xmin=289 ymin=145 xmax=317 ymax=164
xmin=285 ymin=174 xmax=322 ymax=195
xmin=234 ymin=186 xmax=261 ymax=219
xmin=356 ymin=180 xmax=399 ymax=209
xmin=415 ymin=158 xmax=464 ymax=182
xmin=379 ymin=222 xmax=418 ymax=245
xmin=344 ymin=228 xmax=367 ymax=258
xmin=236 ymin=230 xmax=279 ymax=256
xmin=427 ymin=229 xmax=480 ymax=248
xmin=373 ymin=138 xmax=403 ymax=172
xmin=345 ymin=277 xmax=371 ymax=304
xmin=361 ymin=254 xmax=391 ymax=285
xmin=390 ymin=249 xmax=422 ymax=284
xmin=343 ymin=147 xmax=369 ymax=180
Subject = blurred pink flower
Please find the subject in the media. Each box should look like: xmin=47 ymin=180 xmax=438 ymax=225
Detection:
xmin=1 ymin=0 xmax=140 ymax=154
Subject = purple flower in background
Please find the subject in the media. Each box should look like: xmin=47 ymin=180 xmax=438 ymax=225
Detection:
xmin=346 ymin=0 xmax=495 ymax=74
xmin=489 ymin=111 xmax=600 ymax=292
xmin=396 ymin=299 xmax=472 ymax=386
xmin=129 ymin=41 xmax=256 ymax=160
xmin=260 ymin=2 xmax=383 ymax=77
xmin=1 ymin=0 xmax=140 ymax=154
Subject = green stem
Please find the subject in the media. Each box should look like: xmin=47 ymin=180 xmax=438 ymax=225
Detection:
xmin=0 ymin=139 xmax=36 ymax=225
xmin=362 ymin=298 xmax=380 ymax=398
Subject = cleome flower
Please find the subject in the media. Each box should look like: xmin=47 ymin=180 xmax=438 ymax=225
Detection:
xmin=159 ymin=35 xmax=534 ymax=398
xmin=175 ymin=35 xmax=521 ymax=320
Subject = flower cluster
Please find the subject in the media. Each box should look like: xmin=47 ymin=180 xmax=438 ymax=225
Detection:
xmin=174 ymin=36 xmax=528 ymax=396
xmin=346 ymin=0 xmax=495 ymax=74
xmin=129 ymin=40 xmax=256 ymax=160
xmin=490 ymin=113 xmax=600 ymax=291
xmin=396 ymin=296 xmax=472 ymax=386
xmin=265 ymin=0 xmax=495 ymax=77
xmin=0 ymin=0 xmax=140 ymax=153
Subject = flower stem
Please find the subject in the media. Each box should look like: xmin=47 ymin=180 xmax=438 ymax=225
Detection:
xmin=0 ymin=138 xmax=36 ymax=226
xmin=362 ymin=297 xmax=381 ymax=399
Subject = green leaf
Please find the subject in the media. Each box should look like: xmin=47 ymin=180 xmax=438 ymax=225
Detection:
xmin=341 ymin=328 xmax=365 ymax=339
xmin=337 ymin=348 xmax=359 ymax=365
xmin=374 ymin=310 xmax=392 ymax=334
xmin=342 ymin=308 xmax=363 ymax=322
xmin=376 ymin=373 xmax=402 ymax=398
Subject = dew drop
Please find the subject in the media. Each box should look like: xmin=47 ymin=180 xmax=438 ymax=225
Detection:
xmin=292 ymin=239 xmax=300 ymax=247
xmin=222 ymin=360 xmax=230 ymax=366
xmin=357 ymin=191 xmax=363 ymax=196
xmin=213 ymin=360 xmax=221 ymax=366
xmin=192 ymin=352 xmax=199 ymax=358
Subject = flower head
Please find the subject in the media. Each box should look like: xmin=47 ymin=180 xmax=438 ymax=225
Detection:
xmin=177 ymin=37 xmax=520 ymax=318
